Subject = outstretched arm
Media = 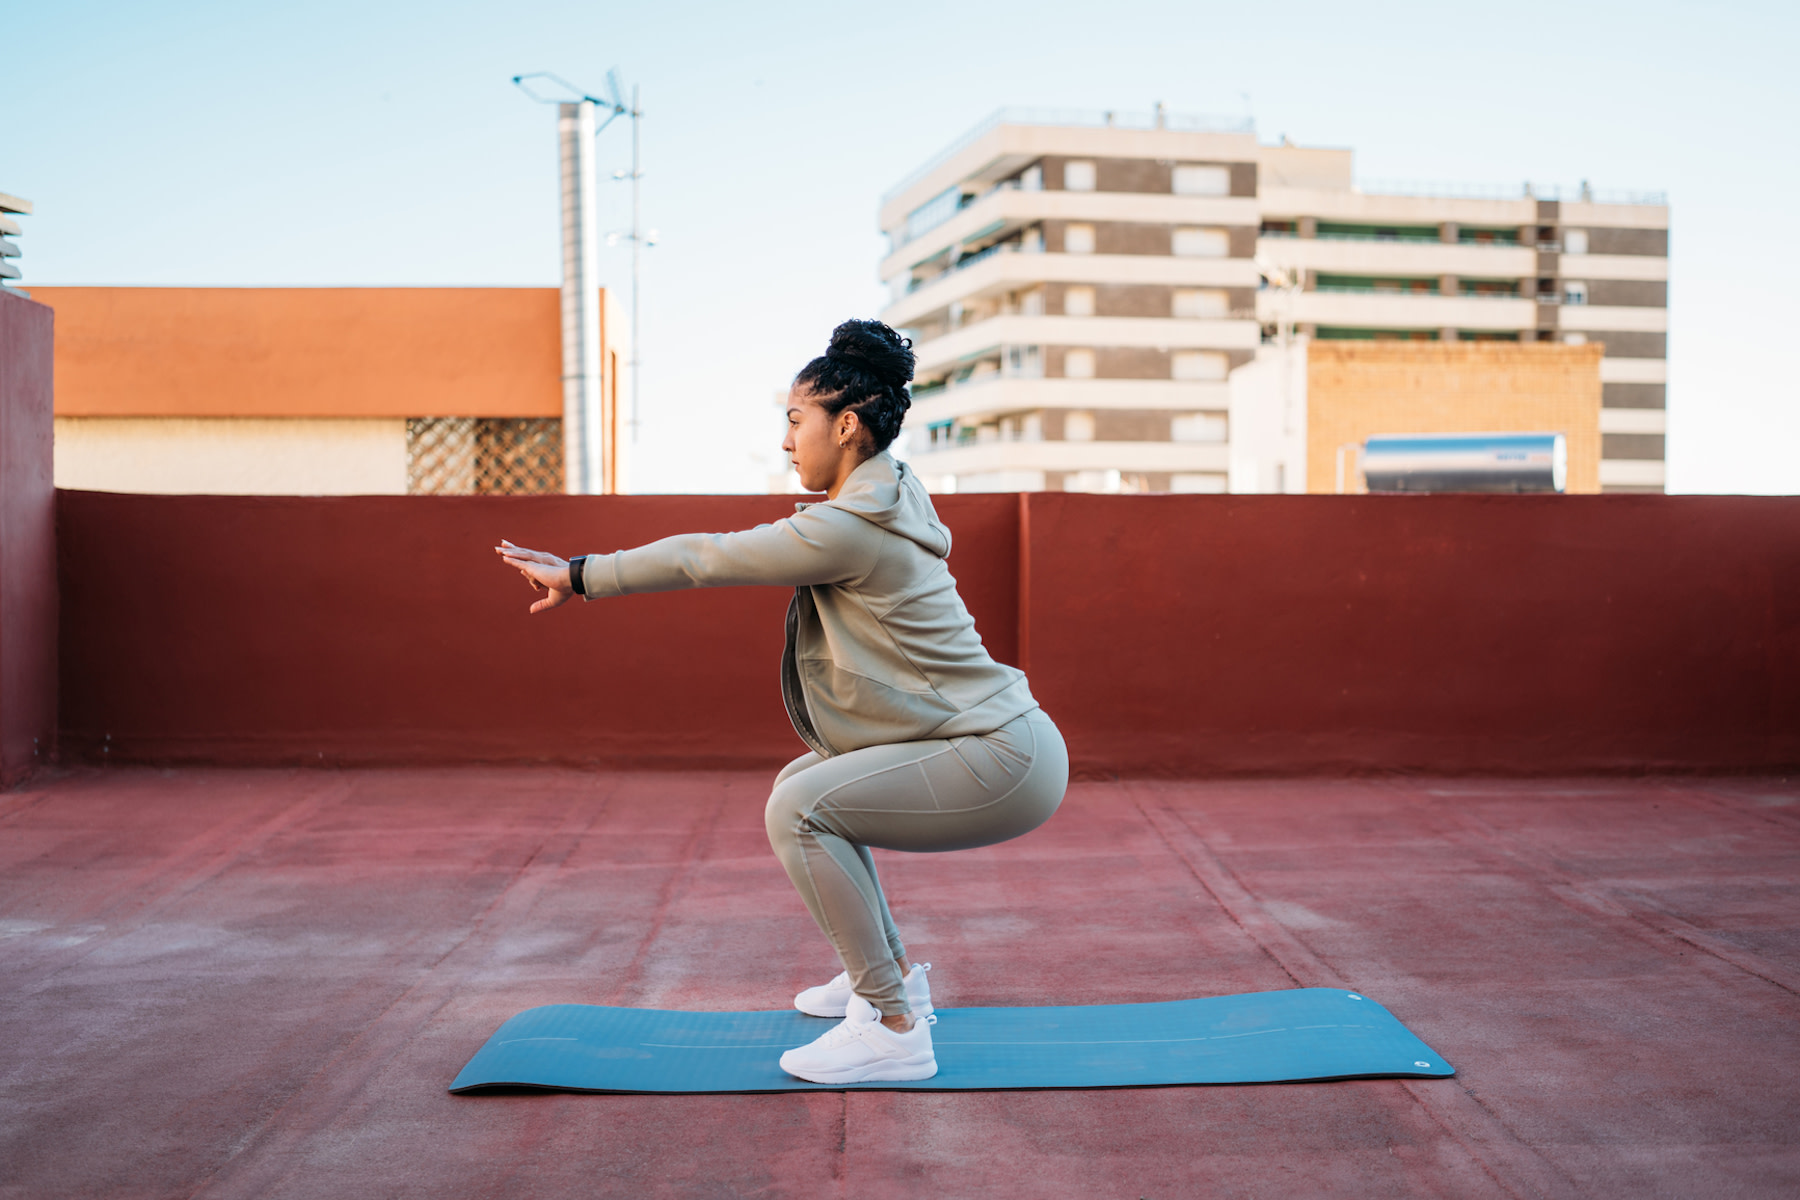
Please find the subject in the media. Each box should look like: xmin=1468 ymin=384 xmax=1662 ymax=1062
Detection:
xmin=493 ymin=506 xmax=883 ymax=615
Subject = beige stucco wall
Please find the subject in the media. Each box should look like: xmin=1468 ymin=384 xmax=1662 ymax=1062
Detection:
xmin=1306 ymin=342 xmax=1604 ymax=494
xmin=54 ymin=417 xmax=408 ymax=494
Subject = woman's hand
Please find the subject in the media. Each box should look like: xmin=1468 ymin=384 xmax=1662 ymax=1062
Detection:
xmin=495 ymin=539 xmax=576 ymax=614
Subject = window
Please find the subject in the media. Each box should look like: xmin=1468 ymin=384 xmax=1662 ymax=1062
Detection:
xmin=1563 ymin=281 xmax=1588 ymax=306
xmin=1020 ymin=165 xmax=1043 ymax=192
xmin=1562 ymin=332 xmax=1588 ymax=345
xmin=1063 ymin=286 xmax=1096 ymax=316
xmin=1172 ymin=289 xmax=1228 ymax=318
xmin=1563 ymin=228 xmax=1588 ymax=255
xmin=1173 ymin=164 xmax=1230 ymax=196
xmin=1063 ymin=411 xmax=1097 ymax=441
xmin=1063 ymin=223 xmax=1096 ymax=254
xmin=1063 ymin=160 xmax=1097 ymax=191
xmin=1170 ymin=413 xmax=1228 ymax=442
xmin=1170 ymin=473 xmax=1227 ymax=494
xmin=1019 ymin=287 xmax=1044 ymax=316
xmin=1171 ymin=350 xmax=1228 ymax=381
xmin=1005 ymin=345 xmax=1043 ymax=378
xmin=1063 ymin=349 xmax=1096 ymax=379
xmin=407 ymin=417 xmax=564 ymax=494
xmin=903 ymin=186 xmax=963 ymax=244
xmin=1172 ymin=227 xmax=1229 ymax=257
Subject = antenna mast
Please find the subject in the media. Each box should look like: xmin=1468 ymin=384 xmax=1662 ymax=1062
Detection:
xmin=513 ymin=70 xmax=643 ymax=491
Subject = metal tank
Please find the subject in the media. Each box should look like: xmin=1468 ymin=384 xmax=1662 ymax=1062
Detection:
xmin=1360 ymin=432 xmax=1567 ymax=494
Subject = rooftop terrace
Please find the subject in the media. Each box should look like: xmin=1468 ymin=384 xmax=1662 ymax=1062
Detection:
xmin=4 ymin=766 xmax=1797 ymax=1197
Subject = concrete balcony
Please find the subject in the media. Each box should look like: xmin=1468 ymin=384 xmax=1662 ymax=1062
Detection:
xmin=1599 ymin=408 xmax=1667 ymax=435
xmin=914 ymin=314 xmax=1260 ymax=377
xmin=1256 ymin=237 xmax=1535 ymax=279
xmin=1558 ymin=304 xmax=1669 ymax=333
xmin=1259 ymin=186 xmax=1538 ymax=226
xmin=1558 ymin=253 xmax=1669 ymax=281
xmin=907 ymin=437 xmax=1231 ymax=477
xmin=1599 ymin=357 xmax=1667 ymax=384
xmin=1598 ymin=458 xmax=1668 ymax=487
xmin=910 ymin=377 xmax=1231 ymax=426
xmin=1557 ymin=199 xmax=1671 ymax=229
xmin=881 ymin=187 xmax=1258 ymax=280
xmin=884 ymin=250 xmax=1259 ymax=329
xmin=1269 ymin=291 xmax=1535 ymax=332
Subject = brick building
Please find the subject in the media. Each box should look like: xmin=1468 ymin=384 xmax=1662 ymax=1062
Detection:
xmin=881 ymin=109 xmax=1666 ymax=495
xmin=39 ymin=286 xmax=625 ymax=495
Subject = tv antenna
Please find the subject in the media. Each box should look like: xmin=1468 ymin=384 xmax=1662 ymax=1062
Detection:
xmin=598 ymin=69 xmax=651 ymax=446
xmin=512 ymin=71 xmax=648 ymax=494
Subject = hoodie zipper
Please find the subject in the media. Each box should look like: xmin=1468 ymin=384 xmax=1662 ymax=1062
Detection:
xmin=781 ymin=588 xmax=833 ymax=758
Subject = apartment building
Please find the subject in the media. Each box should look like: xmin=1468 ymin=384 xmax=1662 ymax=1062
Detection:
xmin=880 ymin=109 xmax=1668 ymax=494
xmin=0 ymin=192 xmax=29 ymax=289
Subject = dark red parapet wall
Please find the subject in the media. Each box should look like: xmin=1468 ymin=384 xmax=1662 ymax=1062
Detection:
xmin=57 ymin=488 xmax=1798 ymax=775
xmin=1023 ymin=492 xmax=1800 ymax=776
xmin=0 ymin=291 xmax=57 ymax=786
xmin=56 ymin=492 xmax=1020 ymax=770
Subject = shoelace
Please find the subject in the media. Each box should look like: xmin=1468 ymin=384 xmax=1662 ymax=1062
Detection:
xmin=817 ymin=1011 xmax=880 ymax=1048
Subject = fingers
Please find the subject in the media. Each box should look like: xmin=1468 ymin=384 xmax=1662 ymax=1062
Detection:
xmin=528 ymin=589 xmax=571 ymax=615
xmin=495 ymin=540 xmax=557 ymax=564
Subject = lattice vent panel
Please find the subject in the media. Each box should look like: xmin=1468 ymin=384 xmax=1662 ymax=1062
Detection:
xmin=407 ymin=418 xmax=564 ymax=495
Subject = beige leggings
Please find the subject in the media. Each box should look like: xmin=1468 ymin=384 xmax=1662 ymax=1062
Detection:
xmin=764 ymin=708 xmax=1068 ymax=1016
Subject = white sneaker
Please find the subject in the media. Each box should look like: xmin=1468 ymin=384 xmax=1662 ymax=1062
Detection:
xmin=779 ymin=994 xmax=938 ymax=1084
xmin=795 ymin=962 xmax=933 ymax=1019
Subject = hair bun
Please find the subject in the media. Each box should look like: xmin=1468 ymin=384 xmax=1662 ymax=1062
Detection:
xmin=825 ymin=319 xmax=915 ymax=388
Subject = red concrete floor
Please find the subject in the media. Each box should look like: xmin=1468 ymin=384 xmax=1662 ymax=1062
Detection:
xmin=2 ymin=768 xmax=1798 ymax=1199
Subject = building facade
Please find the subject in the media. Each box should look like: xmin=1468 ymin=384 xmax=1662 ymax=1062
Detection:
xmin=1304 ymin=341 xmax=1603 ymax=494
xmin=41 ymin=286 xmax=626 ymax=495
xmin=0 ymin=192 xmax=30 ymax=290
xmin=880 ymin=110 xmax=1667 ymax=494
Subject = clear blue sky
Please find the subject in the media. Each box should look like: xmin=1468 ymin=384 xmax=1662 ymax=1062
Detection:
xmin=8 ymin=0 xmax=1796 ymax=493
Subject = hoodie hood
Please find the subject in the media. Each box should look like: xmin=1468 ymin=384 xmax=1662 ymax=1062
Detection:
xmin=811 ymin=452 xmax=952 ymax=559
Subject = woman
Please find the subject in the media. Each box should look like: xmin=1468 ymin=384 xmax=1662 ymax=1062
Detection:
xmin=496 ymin=319 xmax=1068 ymax=1084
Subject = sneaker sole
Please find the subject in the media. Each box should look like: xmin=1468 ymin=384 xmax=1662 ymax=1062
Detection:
xmin=779 ymin=1053 xmax=938 ymax=1085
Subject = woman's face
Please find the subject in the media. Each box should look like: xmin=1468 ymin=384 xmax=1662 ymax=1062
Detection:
xmin=782 ymin=385 xmax=859 ymax=494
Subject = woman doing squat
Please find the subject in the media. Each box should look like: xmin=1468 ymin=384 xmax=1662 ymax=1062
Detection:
xmin=496 ymin=319 xmax=1068 ymax=1084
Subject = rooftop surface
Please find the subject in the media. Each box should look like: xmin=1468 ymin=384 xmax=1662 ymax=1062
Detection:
xmin=3 ymin=766 xmax=1798 ymax=1198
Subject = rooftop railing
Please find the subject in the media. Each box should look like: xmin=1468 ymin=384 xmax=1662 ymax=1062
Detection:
xmin=1354 ymin=180 xmax=1668 ymax=206
xmin=882 ymin=106 xmax=1255 ymax=207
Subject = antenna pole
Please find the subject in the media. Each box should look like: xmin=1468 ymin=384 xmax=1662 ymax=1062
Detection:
xmin=630 ymin=84 xmax=641 ymax=443
xmin=558 ymin=98 xmax=603 ymax=494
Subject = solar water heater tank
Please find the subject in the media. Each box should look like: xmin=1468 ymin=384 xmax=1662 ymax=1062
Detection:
xmin=1361 ymin=432 xmax=1567 ymax=494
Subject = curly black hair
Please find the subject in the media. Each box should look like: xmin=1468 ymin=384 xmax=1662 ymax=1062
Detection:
xmin=793 ymin=319 xmax=915 ymax=454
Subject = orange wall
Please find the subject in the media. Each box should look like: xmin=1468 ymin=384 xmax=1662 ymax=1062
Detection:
xmin=36 ymin=287 xmax=565 ymax=418
xmin=1305 ymin=342 xmax=1604 ymax=494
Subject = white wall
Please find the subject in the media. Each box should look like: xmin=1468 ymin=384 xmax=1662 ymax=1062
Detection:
xmin=1228 ymin=340 xmax=1309 ymax=494
xmin=54 ymin=417 xmax=409 ymax=494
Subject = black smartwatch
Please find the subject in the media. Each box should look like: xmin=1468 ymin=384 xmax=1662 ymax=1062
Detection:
xmin=568 ymin=555 xmax=588 ymax=597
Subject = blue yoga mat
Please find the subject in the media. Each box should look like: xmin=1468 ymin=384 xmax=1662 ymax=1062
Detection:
xmin=449 ymin=987 xmax=1453 ymax=1093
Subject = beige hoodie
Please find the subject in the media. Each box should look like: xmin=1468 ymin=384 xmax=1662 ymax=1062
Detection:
xmin=579 ymin=452 xmax=1038 ymax=757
